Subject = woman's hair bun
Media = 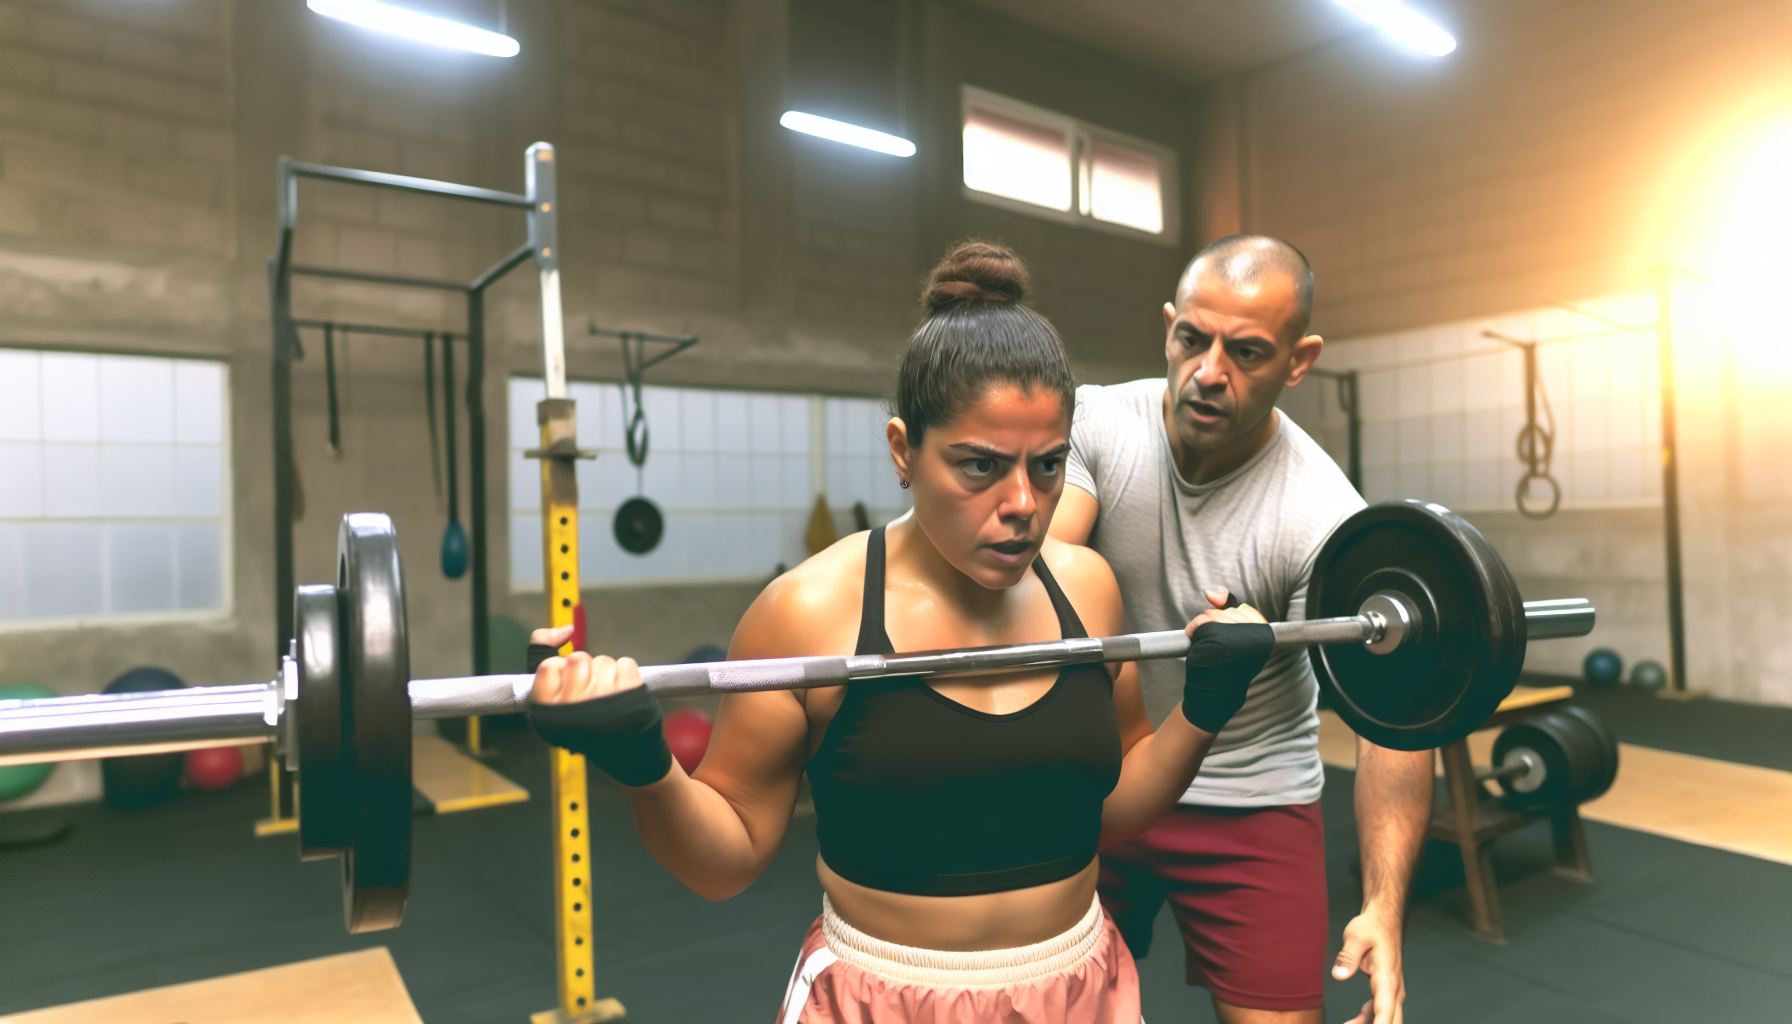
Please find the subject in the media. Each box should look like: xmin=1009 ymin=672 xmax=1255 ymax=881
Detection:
xmin=920 ymin=240 xmax=1031 ymax=316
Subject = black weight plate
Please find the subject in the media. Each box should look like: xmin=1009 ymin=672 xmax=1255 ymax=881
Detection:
xmin=1493 ymin=714 xmax=1576 ymax=815
xmin=294 ymin=585 xmax=353 ymax=861
xmin=614 ymin=495 xmax=664 ymax=554
xmin=1559 ymin=705 xmax=1619 ymax=804
xmin=1309 ymin=500 xmax=1526 ymax=751
xmin=338 ymin=513 xmax=412 ymax=933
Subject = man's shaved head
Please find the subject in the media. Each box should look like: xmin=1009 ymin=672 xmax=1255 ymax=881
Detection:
xmin=1174 ymin=235 xmax=1315 ymax=340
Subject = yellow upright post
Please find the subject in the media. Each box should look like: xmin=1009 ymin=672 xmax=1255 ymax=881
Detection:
xmin=524 ymin=141 xmax=623 ymax=1024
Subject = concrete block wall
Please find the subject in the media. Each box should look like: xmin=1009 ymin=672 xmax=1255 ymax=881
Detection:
xmin=0 ymin=0 xmax=1202 ymax=695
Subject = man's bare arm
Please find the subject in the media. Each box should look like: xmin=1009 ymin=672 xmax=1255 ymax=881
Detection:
xmin=1335 ymin=739 xmax=1433 ymax=1024
xmin=1048 ymin=484 xmax=1099 ymax=546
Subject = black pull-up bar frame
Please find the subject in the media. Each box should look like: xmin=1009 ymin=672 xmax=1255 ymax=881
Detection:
xmin=268 ymin=147 xmax=559 ymax=677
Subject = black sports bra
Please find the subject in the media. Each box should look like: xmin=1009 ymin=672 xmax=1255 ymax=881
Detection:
xmin=804 ymin=527 xmax=1124 ymax=897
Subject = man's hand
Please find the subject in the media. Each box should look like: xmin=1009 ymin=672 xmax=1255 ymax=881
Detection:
xmin=1333 ymin=904 xmax=1405 ymax=1024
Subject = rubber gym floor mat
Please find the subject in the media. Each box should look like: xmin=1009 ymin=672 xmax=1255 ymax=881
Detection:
xmin=0 ymin=730 xmax=823 ymax=1024
xmin=5 ymin=743 xmax=1787 ymax=1024
xmin=1521 ymin=672 xmax=1792 ymax=772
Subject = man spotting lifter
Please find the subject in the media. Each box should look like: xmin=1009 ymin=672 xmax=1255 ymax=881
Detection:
xmin=1048 ymin=236 xmax=1433 ymax=1024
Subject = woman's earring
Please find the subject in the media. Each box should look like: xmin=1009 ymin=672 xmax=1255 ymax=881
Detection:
xmin=899 ymin=478 xmax=910 ymax=489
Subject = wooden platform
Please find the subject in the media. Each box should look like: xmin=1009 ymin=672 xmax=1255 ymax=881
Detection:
xmin=411 ymin=733 xmax=529 ymax=815
xmin=0 ymin=948 xmax=422 ymax=1024
xmin=1318 ymin=698 xmax=1792 ymax=866
xmin=1580 ymin=744 xmax=1792 ymax=865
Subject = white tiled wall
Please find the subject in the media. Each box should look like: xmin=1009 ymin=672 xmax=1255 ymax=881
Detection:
xmin=1294 ymin=294 xmax=1663 ymax=512
xmin=0 ymin=350 xmax=229 ymax=624
xmin=510 ymin=379 xmax=908 ymax=589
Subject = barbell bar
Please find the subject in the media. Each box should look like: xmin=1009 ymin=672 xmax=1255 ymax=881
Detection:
xmin=0 ymin=500 xmax=1598 ymax=933
xmin=0 ymin=594 xmax=1595 ymax=768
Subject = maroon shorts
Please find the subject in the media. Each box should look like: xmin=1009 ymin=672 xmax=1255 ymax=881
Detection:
xmin=1098 ymin=802 xmax=1327 ymax=1012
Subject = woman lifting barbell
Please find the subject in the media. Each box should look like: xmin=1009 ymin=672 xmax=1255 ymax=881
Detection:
xmin=527 ymin=242 xmax=1278 ymax=1024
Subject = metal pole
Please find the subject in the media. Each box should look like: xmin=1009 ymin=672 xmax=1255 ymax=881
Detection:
xmin=525 ymin=141 xmax=621 ymax=1024
xmin=1655 ymin=268 xmax=1689 ymax=695
xmin=467 ymin=293 xmax=490 ymax=674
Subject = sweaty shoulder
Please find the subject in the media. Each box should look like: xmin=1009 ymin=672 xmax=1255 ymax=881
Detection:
xmin=729 ymin=531 xmax=867 ymax=660
xmin=1038 ymin=536 xmax=1124 ymax=638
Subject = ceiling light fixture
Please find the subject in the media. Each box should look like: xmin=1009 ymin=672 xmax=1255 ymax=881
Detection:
xmin=308 ymin=0 xmax=521 ymax=57
xmin=780 ymin=111 xmax=916 ymax=158
xmin=1333 ymin=0 xmax=1456 ymax=57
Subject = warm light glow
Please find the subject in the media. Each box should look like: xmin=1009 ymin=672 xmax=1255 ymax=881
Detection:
xmin=1333 ymin=0 xmax=1457 ymax=57
xmin=1688 ymin=115 xmax=1792 ymax=369
xmin=779 ymin=111 xmax=916 ymax=158
xmin=307 ymin=0 xmax=520 ymax=57
xmin=963 ymin=107 xmax=1071 ymax=211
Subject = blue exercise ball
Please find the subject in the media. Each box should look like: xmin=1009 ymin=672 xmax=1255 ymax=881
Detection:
xmin=1582 ymin=648 xmax=1623 ymax=688
xmin=1631 ymin=659 xmax=1669 ymax=692
xmin=102 ymin=667 xmax=187 ymax=810
xmin=441 ymin=521 xmax=469 ymax=579
xmin=684 ymin=644 xmax=728 ymax=664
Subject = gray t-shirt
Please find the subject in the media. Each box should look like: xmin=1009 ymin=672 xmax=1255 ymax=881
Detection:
xmin=1067 ymin=378 xmax=1366 ymax=807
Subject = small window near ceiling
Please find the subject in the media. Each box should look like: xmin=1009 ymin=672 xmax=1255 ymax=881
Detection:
xmin=963 ymin=107 xmax=1072 ymax=211
xmin=961 ymin=86 xmax=1178 ymax=244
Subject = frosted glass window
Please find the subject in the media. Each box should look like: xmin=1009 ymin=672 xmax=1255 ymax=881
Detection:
xmin=509 ymin=380 xmax=912 ymax=589
xmin=0 ymin=350 xmax=230 ymax=625
xmin=961 ymin=86 xmax=1178 ymax=242
xmin=963 ymin=107 xmax=1073 ymax=211
xmin=1283 ymin=295 xmax=1664 ymax=513
xmin=1087 ymin=142 xmax=1163 ymax=234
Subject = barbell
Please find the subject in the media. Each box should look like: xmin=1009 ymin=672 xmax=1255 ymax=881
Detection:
xmin=0 ymin=500 xmax=1594 ymax=933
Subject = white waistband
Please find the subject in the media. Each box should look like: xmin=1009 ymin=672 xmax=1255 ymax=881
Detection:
xmin=819 ymin=894 xmax=1104 ymax=987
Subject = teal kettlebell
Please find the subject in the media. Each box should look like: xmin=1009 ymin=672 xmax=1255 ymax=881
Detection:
xmin=441 ymin=520 xmax=468 ymax=579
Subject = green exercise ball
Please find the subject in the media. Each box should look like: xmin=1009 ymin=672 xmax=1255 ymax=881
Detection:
xmin=0 ymin=683 xmax=58 ymax=802
xmin=1631 ymin=659 xmax=1669 ymax=692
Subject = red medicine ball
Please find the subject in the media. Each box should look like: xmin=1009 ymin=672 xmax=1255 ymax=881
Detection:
xmin=185 ymin=746 xmax=243 ymax=791
xmin=663 ymin=708 xmax=714 ymax=775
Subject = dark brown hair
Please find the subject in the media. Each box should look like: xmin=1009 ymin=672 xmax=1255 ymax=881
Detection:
xmin=894 ymin=241 xmax=1075 ymax=446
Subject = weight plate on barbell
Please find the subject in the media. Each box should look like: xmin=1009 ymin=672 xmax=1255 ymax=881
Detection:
xmin=294 ymin=585 xmax=353 ymax=861
xmin=1308 ymin=500 xmax=1526 ymax=751
xmin=337 ymin=514 xmax=412 ymax=933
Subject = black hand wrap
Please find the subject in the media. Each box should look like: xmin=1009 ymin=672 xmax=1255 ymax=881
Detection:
xmin=1181 ymin=621 xmax=1276 ymax=734
xmin=525 ymin=643 xmax=673 ymax=787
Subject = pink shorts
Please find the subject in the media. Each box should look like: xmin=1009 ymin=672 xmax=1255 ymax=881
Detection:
xmin=775 ymin=895 xmax=1142 ymax=1024
xmin=1099 ymin=802 xmax=1328 ymax=1012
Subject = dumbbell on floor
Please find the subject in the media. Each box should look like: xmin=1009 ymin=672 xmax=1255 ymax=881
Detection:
xmin=1483 ymin=705 xmax=1620 ymax=816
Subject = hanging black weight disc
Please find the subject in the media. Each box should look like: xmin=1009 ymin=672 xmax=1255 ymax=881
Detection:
xmin=294 ymin=585 xmax=353 ymax=861
xmin=614 ymin=495 xmax=664 ymax=554
xmin=1308 ymin=500 xmax=1526 ymax=751
xmin=337 ymin=514 xmax=412 ymax=933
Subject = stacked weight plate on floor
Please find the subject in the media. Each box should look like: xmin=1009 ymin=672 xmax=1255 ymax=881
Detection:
xmin=1492 ymin=705 xmax=1620 ymax=816
xmin=1308 ymin=500 xmax=1528 ymax=751
xmin=291 ymin=514 xmax=413 ymax=933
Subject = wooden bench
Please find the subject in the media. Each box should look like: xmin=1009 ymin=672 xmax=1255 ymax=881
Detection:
xmin=1429 ymin=684 xmax=1585 ymax=942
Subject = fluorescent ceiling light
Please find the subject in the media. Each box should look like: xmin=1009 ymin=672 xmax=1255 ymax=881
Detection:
xmin=308 ymin=0 xmax=521 ymax=57
xmin=1333 ymin=0 xmax=1456 ymax=57
xmin=780 ymin=111 xmax=916 ymax=158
